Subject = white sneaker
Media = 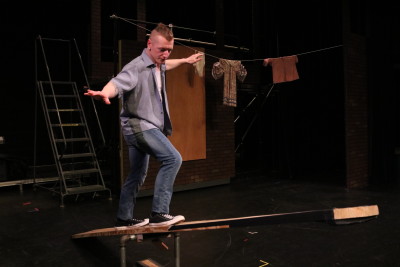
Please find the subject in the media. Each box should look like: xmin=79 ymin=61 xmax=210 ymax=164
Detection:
xmin=149 ymin=213 xmax=185 ymax=226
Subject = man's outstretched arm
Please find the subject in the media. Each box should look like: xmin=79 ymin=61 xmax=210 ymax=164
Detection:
xmin=84 ymin=81 xmax=118 ymax=105
xmin=166 ymin=52 xmax=203 ymax=70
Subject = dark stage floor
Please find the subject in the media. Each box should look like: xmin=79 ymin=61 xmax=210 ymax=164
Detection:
xmin=1 ymin=174 xmax=399 ymax=267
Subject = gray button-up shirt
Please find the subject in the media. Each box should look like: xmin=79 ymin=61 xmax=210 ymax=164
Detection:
xmin=111 ymin=49 xmax=172 ymax=136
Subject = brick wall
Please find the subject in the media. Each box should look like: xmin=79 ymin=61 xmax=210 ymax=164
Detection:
xmin=90 ymin=0 xmax=114 ymax=80
xmin=342 ymin=2 xmax=369 ymax=188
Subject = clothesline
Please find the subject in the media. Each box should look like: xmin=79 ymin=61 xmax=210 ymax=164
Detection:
xmin=179 ymin=42 xmax=342 ymax=63
xmin=112 ymin=14 xmax=222 ymax=60
xmin=239 ymin=44 xmax=343 ymax=62
xmin=111 ymin=14 xmax=343 ymax=63
xmin=110 ymin=15 xmax=216 ymax=35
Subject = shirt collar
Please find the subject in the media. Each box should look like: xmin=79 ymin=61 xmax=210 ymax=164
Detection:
xmin=141 ymin=48 xmax=166 ymax=71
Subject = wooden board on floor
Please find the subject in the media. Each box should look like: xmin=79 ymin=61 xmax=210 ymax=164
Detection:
xmin=71 ymin=205 xmax=379 ymax=239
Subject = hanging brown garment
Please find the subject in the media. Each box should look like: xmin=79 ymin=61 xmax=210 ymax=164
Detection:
xmin=212 ymin=59 xmax=247 ymax=107
xmin=263 ymin=55 xmax=299 ymax=84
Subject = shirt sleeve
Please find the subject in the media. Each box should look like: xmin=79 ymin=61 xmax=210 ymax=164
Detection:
xmin=111 ymin=63 xmax=139 ymax=98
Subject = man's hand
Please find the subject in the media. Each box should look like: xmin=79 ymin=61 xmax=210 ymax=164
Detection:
xmin=186 ymin=52 xmax=204 ymax=64
xmin=84 ymin=89 xmax=112 ymax=105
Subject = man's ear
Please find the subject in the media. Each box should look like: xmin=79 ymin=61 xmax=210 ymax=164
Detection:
xmin=147 ymin=38 xmax=152 ymax=49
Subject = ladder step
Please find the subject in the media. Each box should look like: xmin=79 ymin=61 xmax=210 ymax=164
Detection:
xmin=49 ymin=109 xmax=81 ymax=112
xmin=66 ymin=185 xmax=107 ymax=195
xmin=55 ymin=138 xmax=89 ymax=142
xmin=62 ymin=168 xmax=99 ymax=176
xmin=40 ymin=81 xmax=76 ymax=85
xmin=45 ymin=95 xmax=76 ymax=98
xmin=51 ymin=123 xmax=85 ymax=127
xmin=61 ymin=153 xmax=94 ymax=159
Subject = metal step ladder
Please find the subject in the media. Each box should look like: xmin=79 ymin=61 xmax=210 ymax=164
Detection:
xmin=34 ymin=36 xmax=111 ymax=206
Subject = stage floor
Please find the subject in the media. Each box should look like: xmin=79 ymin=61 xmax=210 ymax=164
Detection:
xmin=1 ymin=174 xmax=399 ymax=267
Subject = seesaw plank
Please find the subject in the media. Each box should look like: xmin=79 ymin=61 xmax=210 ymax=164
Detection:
xmin=71 ymin=205 xmax=378 ymax=239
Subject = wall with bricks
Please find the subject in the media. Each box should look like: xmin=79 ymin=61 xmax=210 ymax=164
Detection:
xmin=342 ymin=2 xmax=369 ymax=188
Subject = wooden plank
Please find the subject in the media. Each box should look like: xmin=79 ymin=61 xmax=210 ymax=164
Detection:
xmin=333 ymin=205 xmax=379 ymax=220
xmin=71 ymin=205 xmax=378 ymax=239
xmin=72 ymin=225 xmax=171 ymax=239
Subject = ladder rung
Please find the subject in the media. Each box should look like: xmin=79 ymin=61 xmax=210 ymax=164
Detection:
xmin=55 ymin=138 xmax=90 ymax=142
xmin=61 ymin=153 xmax=94 ymax=159
xmin=66 ymin=185 xmax=108 ymax=195
xmin=49 ymin=109 xmax=81 ymax=112
xmin=45 ymin=95 xmax=76 ymax=98
xmin=40 ymin=81 xmax=75 ymax=85
xmin=62 ymin=168 xmax=99 ymax=176
xmin=51 ymin=123 xmax=85 ymax=127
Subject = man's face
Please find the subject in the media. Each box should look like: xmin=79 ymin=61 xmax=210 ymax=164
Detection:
xmin=148 ymin=35 xmax=174 ymax=65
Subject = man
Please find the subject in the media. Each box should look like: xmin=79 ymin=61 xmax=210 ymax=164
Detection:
xmin=85 ymin=23 xmax=203 ymax=227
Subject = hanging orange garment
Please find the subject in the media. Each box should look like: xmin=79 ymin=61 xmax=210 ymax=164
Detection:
xmin=263 ymin=55 xmax=299 ymax=84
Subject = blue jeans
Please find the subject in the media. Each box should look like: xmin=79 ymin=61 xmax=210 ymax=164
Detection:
xmin=117 ymin=128 xmax=182 ymax=220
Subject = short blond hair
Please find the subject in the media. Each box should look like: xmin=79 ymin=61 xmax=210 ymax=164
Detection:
xmin=150 ymin=23 xmax=174 ymax=41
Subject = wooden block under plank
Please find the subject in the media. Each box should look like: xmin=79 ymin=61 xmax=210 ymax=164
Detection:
xmin=333 ymin=205 xmax=379 ymax=224
xmin=136 ymin=258 xmax=162 ymax=267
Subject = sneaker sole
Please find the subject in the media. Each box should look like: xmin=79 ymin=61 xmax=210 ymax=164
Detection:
xmin=114 ymin=219 xmax=149 ymax=229
xmin=149 ymin=215 xmax=185 ymax=226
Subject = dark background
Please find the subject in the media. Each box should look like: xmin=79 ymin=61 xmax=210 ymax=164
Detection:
xmin=1 ymin=0 xmax=400 ymax=186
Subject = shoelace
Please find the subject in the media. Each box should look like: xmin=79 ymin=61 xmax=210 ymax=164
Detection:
xmin=160 ymin=213 xmax=174 ymax=219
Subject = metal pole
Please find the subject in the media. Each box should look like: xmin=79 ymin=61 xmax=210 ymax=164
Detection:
xmin=73 ymin=38 xmax=106 ymax=145
xmin=234 ymin=94 xmax=258 ymax=124
xmin=235 ymin=84 xmax=275 ymax=153
xmin=174 ymin=233 xmax=181 ymax=267
xmin=120 ymin=235 xmax=136 ymax=267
